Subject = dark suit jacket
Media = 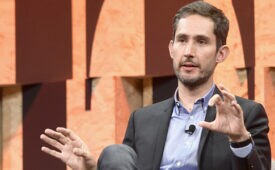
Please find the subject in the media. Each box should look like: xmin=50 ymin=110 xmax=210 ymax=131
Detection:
xmin=123 ymin=87 xmax=271 ymax=170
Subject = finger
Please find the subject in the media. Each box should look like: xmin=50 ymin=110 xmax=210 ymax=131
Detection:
xmin=40 ymin=134 xmax=63 ymax=150
xmin=198 ymin=121 xmax=215 ymax=131
xmin=41 ymin=146 xmax=62 ymax=160
xmin=221 ymin=90 xmax=236 ymax=103
xmin=44 ymin=129 xmax=69 ymax=145
xmin=209 ymin=94 xmax=223 ymax=106
xmin=218 ymin=84 xmax=230 ymax=92
xmin=231 ymin=100 xmax=243 ymax=114
xmin=56 ymin=127 xmax=82 ymax=142
xmin=73 ymin=148 xmax=90 ymax=159
xmin=218 ymin=84 xmax=233 ymax=102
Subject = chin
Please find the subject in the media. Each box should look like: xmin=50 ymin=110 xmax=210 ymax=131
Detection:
xmin=179 ymin=76 xmax=210 ymax=88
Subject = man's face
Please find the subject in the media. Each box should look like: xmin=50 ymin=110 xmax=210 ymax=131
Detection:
xmin=169 ymin=14 xmax=218 ymax=88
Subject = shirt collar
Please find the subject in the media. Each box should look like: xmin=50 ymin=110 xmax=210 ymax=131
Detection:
xmin=173 ymin=83 xmax=215 ymax=114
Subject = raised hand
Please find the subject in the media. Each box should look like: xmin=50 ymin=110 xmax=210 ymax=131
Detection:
xmin=40 ymin=127 xmax=96 ymax=170
xmin=199 ymin=85 xmax=250 ymax=142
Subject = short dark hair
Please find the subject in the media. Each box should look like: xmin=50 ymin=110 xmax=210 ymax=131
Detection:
xmin=172 ymin=1 xmax=229 ymax=49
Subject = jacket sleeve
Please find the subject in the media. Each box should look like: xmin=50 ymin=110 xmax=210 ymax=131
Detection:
xmin=233 ymin=103 xmax=271 ymax=170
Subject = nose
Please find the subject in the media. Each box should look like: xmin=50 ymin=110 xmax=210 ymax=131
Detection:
xmin=184 ymin=42 xmax=195 ymax=57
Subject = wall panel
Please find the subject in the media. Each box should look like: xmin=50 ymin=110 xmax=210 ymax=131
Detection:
xmin=23 ymin=82 xmax=66 ymax=170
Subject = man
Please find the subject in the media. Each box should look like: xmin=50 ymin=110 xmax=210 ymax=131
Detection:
xmin=40 ymin=1 xmax=271 ymax=170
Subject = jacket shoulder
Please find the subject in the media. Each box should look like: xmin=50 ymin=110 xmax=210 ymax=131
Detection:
xmin=235 ymin=96 xmax=263 ymax=109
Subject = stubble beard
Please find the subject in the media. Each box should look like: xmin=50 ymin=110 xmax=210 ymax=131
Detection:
xmin=174 ymin=66 xmax=214 ymax=90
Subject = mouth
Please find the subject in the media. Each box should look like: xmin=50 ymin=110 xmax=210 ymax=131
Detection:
xmin=181 ymin=62 xmax=198 ymax=67
xmin=183 ymin=63 xmax=196 ymax=67
xmin=180 ymin=62 xmax=198 ymax=71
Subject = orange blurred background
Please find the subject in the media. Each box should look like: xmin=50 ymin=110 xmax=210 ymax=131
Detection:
xmin=0 ymin=0 xmax=274 ymax=169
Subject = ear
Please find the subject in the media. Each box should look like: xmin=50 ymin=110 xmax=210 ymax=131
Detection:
xmin=216 ymin=45 xmax=230 ymax=63
xmin=168 ymin=40 xmax=174 ymax=59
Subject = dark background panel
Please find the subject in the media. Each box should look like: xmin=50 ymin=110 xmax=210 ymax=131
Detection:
xmin=145 ymin=0 xmax=195 ymax=76
xmin=153 ymin=76 xmax=177 ymax=103
xmin=86 ymin=1 xmax=104 ymax=111
xmin=23 ymin=82 xmax=67 ymax=170
xmin=16 ymin=0 xmax=72 ymax=84
xmin=232 ymin=0 xmax=255 ymax=99
xmin=86 ymin=0 xmax=104 ymax=77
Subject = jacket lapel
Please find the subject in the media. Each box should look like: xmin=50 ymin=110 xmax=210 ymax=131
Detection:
xmin=152 ymin=98 xmax=175 ymax=170
xmin=197 ymin=87 xmax=222 ymax=166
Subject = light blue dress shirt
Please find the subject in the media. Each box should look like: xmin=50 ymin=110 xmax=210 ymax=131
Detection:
xmin=160 ymin=84 xmax=252 ymax=170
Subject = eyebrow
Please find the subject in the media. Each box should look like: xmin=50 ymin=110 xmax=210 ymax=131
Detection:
xmin=195 ymin=35 xmax=210 ymax=41
xmin=175 ymin=33 xmax=210 ymax=41
xmin=175 ymin=33 xmax=187 ymax=40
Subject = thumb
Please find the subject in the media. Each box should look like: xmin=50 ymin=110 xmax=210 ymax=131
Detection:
xmin=198 ymin=121 xmax=214 ymax=130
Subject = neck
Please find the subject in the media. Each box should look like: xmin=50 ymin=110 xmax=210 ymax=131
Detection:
xmin=177 ymin=79 xmax=214 ymax=108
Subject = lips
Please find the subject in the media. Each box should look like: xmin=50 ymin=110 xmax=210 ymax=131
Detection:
xmin=181 ymin=62 xmax=198 ymax=67
xmin=180 ymin=61 xmax=198 ymax=72
xmin=183 ymin=63 xmax=196 ymax=67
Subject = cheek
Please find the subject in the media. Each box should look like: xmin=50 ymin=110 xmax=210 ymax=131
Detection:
xmin=201 ymin=59 xmax=216 ymax=71
xmin=172 ymin=45 xmax=184 ymax=55
xmin=171 ymin=52 xmax=181 ymax=62
xmin=172 ymin=58 xmax=179 ymax=68
xmin=199 ymin=53 xmax=217 ymax=68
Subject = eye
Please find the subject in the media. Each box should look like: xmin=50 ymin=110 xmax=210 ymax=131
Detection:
xmin=177 ymin=38 xmax=187 ymax=43
xmin=198 ymin=39 xmax=207 ymax=44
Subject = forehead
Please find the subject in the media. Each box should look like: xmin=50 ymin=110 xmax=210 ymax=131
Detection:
xmin=175 ymin=14 xmax=215 ymax=38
